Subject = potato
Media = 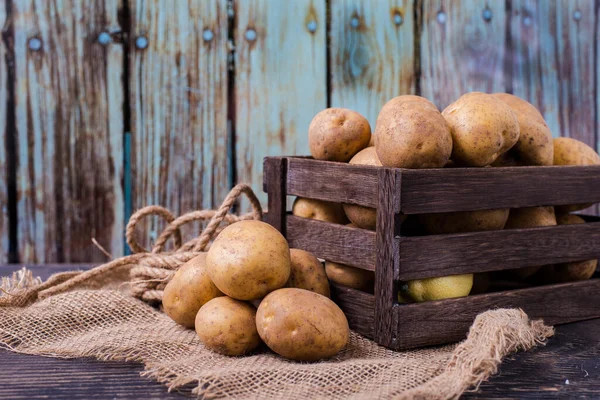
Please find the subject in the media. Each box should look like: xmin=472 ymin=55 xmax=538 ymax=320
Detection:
xmin=375 ymin=95 xmax=452 ymax=168
xmin=491 ymin=93 xmax=553 ymax=166
xmin=553 ymin=137 xmax=600 ymax=212
xmin=442 ymin=92 xmax=520 ymax=167
xmin=256 ymin=288 xmax=349 ymax=361
xmin=308 ymin=108 xmax=371 ymax=162
xmin=292 ymin=197 xmax=348 ymax=224
xmin=504 ymin=206 xmax=557 ymax=279
xmin=286 ymin=249 xmax=330 ymax=297
xmin=534 ymin=214 xmax=598 ymax=283
xmin=195 ymin=297 xmax=261 ymax=356
xmin=418 ymin=208 xmax=509 ymax=234
xmin=325 ymin=261 xmax=374 ymax=292
xmin=207 ymin=220 xmax=290 ymax=300
xmin=342 ymin=147 xmax=381 ymax=230
xmin=162 ymin=253 xmax=224 ymax=328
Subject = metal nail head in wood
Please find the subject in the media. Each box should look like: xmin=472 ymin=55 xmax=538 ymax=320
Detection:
xmin=203 ymin=29 xmax=214 ymax=42
xmin=307 ymin=20 xmax=317 ymax=33
xmin=436 ymin=11 xmax=447 ymax=24
xmin=393 ymin=13 xmax=403 ymax=26
xmin=573 ymin=10 xmax=582 ymax=21
xmin=28 ymin=37 xmax=42 ymax=51
xmin=245 ymin=29 xmax=257 ymax=41
xmin=135 ymin=36 xmax=149 ymax=49
xmin=98 ymin=32 xmax=111 ymax=45
xmin=482 ymin=8 xmax=492 ymax=22
xmin=350 ymin=17 xmax=360 ymax=28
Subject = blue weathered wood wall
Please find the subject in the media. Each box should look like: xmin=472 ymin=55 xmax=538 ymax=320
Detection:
xmin=0 ymin=0 xmax=598 ymax=263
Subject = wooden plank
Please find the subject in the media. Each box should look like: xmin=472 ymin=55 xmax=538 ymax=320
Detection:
xmin=401 ymin=165 xmax=600 ymax=214
xmin=328 ymin=0 xmax=415 ymax=127
xmin=374 ymin=168 xmax=400 ymax=347
xmin=286 ymin=215 xmax=375 ymax=270
xmin=0 ymin=5 xmax=9 ymax=263
xmin=12 ymin=0 xmax=124 ymax=262
xmin=263 ymin=157 xmax=287 ymax=235
xmin=130 ymin=0 xmax=230 ymax=250
xmin=395 ymin=278 xmax=600 ymax=350
xmin=330 ymin=283 xmax=375 ymax=339
xmin=420 ymin=0 xmax=507 ymax=109
xmin=399 ymin=222 xmax=600 ymax=280
xmin=286 ymin=157 xmax=379 ymax=207
xmin=234 ymin=0 xmax=327 ymax=211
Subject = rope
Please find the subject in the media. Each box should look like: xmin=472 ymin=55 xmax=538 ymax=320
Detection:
xmin=37 ymin=183 xmax=264 ymax=302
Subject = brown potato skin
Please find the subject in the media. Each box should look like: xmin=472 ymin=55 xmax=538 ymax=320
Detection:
xmin=375 ymin=95 xmax=452 ymax=169
xmin=553 ymin=137 xmax=600 ymax=212
xmin=418 ymin=208 xmax=509 ymax=235
xmin=325 ymin=261 xmax=374 ymax=292
xmin=308 ymin=108 xmax=371 ymax=162
xmin=162 ymin=253 xmax=224 ymax=328
xmin=286 ymin=249 xmax=330 ymax=297
xmin=195 ymin=297 xmax=261 ymax=356
xmin=207 ymin=220 xmax=291 ymax=300
xmin=534 ymin=214 xmax=598 ymax=283
xmin=504 ymin=206 xmax=557 ymax=279
xmin=256 ymin=288 xmax=349 ymax=361
xmin=491 ymin=93 xmax=553 ymax=166
xmin=442 ymin=92 xmax=520 ymax=167
xmin=292 ymin=197 xmax=348 ymax=224
xmin=342 ymin=147 xmax=381 ymax=230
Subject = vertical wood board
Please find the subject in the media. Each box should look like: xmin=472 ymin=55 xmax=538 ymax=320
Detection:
xmin=420 ymin=0 xmax=507 ymax=109
xmin=129 ymin=0 xmax=230 ymax=249
xmin=234 ymin=0 xmax=327 ymax=211
xmin=0 ymin=6 xmax=8 ymax=263
xmin=12 ymin=0 xmax=124 ymax=262
xmin=328 ymin=0 xmax=415 ymax=128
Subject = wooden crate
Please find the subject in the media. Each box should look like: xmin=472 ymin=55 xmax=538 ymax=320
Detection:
xmin=263 ymin=156 xmax=600 ymax=350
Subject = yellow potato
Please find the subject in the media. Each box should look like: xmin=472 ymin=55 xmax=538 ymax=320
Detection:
xmin=535 ymin=214 xmax=597 ymax=283
xmin=398 ymin=274 xmax=473 ymax=303
xmin=292 ymin=197 xmax=348 ymax=224
xmin=375 ymin=95 xmax=452 ymax=168
xmin=207 ymin=220 xmax=290 ymax=300
xmin=195 ymin=297 xmax=261 ymax=356
xmin=325 ymin=261 xmax=374 ymax=292
xmin=491 ymin=93 xmax=553 ymax=166
xmin=286 ymin=249 xmax=330 ymax=297
xmin=553 ymin=137 xmax=600 ymax=212
xmin=504 ymin=206 xmax=557 ymax=279
xmin=418 ymin=208 xmax=509 ymax=234
xmin=308 ymin=108 xmax=371 ymax=162
xmin=162 ymin=253 xmax=224 ymax=328
xmin=442 ymin=92 xmax=520 ymax=166
xmin=342 ymin=147 xmax=381 ymax=230
xmin=256 ymin=288 xmax=349 ymax=361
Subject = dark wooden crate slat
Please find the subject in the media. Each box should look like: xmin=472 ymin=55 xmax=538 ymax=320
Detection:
xmin=400 ymin=165 xmax=600 ymax=214
xmin=286 ymin=157 xmax=379 ymax=208
xmin=330 ymin=283 xmax=375 ymax=339
xmin=393 ymin=278 xmax=600 ymax=350
xmin=263 ymin=157 xmax=288 ymax=235
xmin=398 ymin=222 xmax=600 ymax=280
xmin=286 ymin=215 xmax=376 ymax=270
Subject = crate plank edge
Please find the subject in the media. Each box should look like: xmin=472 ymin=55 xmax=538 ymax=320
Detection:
xmin=263 ymin=156 xmax=600 ymax=350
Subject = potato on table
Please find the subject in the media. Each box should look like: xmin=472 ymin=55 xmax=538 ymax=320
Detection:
xmin=286 ymin=249 xmax=330 ymax=297
xmin=292 ymin=197 xmax=348 ymax=224
xmin=256 ymin=288 xmax=349 ymax=361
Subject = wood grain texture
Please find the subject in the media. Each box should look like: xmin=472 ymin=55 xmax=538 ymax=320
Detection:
xmin=286 ymin=214 xmax=375 ymax=269
xmin=394 ymin=278 xmax=600 ymax=350
xmin=420 ymin=0 xmax=506 ymax=109
xmin=330 ymin=283 xmax=375 ymax=339
xmin=234 ymin=0 xmax=327 ymax=211
xmin=328 ymin=0 xmax=415 ymax=127
xmin=286 ymin=157 xmax=379 ymax=207
xmin=12 ymin=0 xmax=124 ymax=263
xmin=0 ymin=5 xmax=8 ymax=263
xmin=263 ymin=157 xmax=287 ymax=234
xmin=400 ymin=165 xmax=600 ymax=214
xmin=399 ymin=222 xmax=600 ymax=280
xmin=509 ymin=0 xmax=595 ymax=143
xmin=129 ymin=0 xmax=229 ymax=251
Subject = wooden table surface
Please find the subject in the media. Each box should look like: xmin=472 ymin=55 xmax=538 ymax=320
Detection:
xmin=1 ymin=264 xmax=599 ymax=399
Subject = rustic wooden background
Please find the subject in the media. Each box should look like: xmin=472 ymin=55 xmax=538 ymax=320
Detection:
xmin=0 ymin=0 xmax=598 ymax=263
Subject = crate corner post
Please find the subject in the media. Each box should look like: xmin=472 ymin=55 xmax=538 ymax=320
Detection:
xmin=264 ymin=157 xmax=288 ymax=236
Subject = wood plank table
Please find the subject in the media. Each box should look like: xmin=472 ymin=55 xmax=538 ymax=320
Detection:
xmin=1 ymin=264 xmax=598 ymax=399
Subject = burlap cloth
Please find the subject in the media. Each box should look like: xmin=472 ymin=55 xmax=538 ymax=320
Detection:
xmin=0 ymin=185 xmax=554 ymax=399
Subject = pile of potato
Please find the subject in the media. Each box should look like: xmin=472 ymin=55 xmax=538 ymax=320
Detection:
xmin=302 ymin=92 xmax=599 ymax=301
xmin=162 ymin=220 xmax=349 ymax=360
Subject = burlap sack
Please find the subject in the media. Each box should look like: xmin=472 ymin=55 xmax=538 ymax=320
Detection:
xmin=0 ymin=185 xmax=554 ymax=399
